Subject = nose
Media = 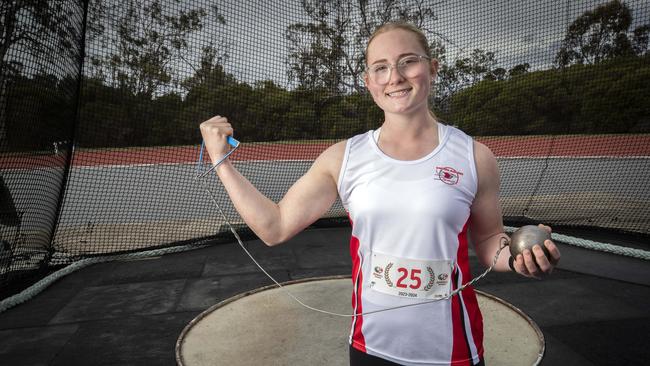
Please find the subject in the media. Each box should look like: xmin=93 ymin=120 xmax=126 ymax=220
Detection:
xmin=388 ymin=65 xmax=405 ymax=85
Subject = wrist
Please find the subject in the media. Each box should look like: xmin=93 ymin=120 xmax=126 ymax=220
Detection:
xmin=215 ymin=159 xmax=234 ymax=176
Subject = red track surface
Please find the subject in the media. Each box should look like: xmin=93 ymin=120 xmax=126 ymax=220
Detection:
xmin=2 ymin=135 xmax=649 ymax=169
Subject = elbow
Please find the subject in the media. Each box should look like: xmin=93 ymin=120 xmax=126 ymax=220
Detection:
xmin=261 ymin=237 xmax=283 ymax=247
xmin=254 ymin=213 xmax=296 ymax=247
xmin=472 ymin=245 xmax=498 ymax=269
xmin=259 ymin=231 xmax=289 ymax=247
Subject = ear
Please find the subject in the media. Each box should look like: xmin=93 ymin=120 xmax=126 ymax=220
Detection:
xmin=430 ymin=58 xmax=440 ymax=79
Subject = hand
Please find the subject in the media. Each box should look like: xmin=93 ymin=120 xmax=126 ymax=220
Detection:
xmin=199 ymin=115 xmax=235 ymax=166
xmin=511 ymin=224 xmax=561 ymax=279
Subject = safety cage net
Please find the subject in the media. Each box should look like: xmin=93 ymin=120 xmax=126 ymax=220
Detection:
xmin=1 ymin=0 xmax=649 ymax=297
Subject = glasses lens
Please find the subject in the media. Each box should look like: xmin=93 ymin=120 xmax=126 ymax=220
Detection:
xmin=369 ymin=64 xmax=390 ymax=84
xmin=366 ymin=56 xmax=427 ymax=84
xmin=398 ymin=56 xmax=423 ymax=78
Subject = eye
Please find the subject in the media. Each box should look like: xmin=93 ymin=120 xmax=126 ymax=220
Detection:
xmin=400 ymin=57 xmax=419 ymax=66
xmin=372 ymin=64 xmax=389 ymax=73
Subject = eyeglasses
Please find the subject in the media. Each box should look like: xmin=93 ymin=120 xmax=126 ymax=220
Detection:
xmin=364 ymin=55 xmax=431 ymax=85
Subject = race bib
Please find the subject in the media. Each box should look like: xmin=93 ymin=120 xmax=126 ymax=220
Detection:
xmin=370 ymin=252 xmax=453 ymax=300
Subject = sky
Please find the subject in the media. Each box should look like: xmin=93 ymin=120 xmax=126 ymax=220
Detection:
xmin=8 ymin=0 xmax=648 ymax=90
xmin=212 ymin=0 xmax=650 ymax=88
xmin=66 ymin=0 xmax=649 ymax=95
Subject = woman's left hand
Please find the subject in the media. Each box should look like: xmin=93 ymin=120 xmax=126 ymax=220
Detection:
xmin=511 ymin=224 xmax=561 ymax=279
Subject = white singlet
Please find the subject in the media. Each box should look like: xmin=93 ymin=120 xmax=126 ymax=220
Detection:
xmin=337 ymin=122 xmax=482 ymax=365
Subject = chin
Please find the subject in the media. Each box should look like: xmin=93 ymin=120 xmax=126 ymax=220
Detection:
xmin=381 ymin=100 xmax=420 ymax=114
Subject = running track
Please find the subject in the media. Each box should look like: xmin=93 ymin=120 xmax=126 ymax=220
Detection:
xmin=2 ymin=135 xmax=650 ymax=169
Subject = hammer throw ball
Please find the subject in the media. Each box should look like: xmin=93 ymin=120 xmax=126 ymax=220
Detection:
xmin=509 ymin=225 xmax=551 ymax=264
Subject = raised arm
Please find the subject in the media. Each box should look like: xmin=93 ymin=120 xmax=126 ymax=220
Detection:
xmin=200 ymin=116 xmax=345 ymax=246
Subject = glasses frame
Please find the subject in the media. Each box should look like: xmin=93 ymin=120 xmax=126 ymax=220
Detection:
xmin=364 ymin=54 xmax=432 ymax=85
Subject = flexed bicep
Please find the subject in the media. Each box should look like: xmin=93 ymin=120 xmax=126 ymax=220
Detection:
xmin=275 ymin=141 xmax=346 ymax=243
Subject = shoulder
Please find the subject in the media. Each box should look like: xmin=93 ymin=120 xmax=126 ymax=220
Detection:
xmin=472 ymin=140 xmax=500 ymax=192
xmin=318 ymin=139 xmax=347 ymax=163
xmin=310 ymin=139 xmax=347 ymax=181
xmin=473 ymin=140 xmax=496 ymax=165
xmin=441 ymin=123 xmax=494 ymax=168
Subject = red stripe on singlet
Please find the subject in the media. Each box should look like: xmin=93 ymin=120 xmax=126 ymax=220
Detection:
xmin=349 ymin=228 xmax=367 ymax=352
xmin=451 ymin=219 xmax=484 ymax=364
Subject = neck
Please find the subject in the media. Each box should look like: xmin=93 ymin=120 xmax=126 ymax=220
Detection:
xmin=375 ymin=110 xmax=440 ymax=161
xmin=380 ymin=108 xmax=437 ymax=141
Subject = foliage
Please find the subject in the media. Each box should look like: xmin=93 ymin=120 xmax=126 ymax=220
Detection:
xmin=0 ymin=0 xmax=84 ymax=151
xmin=4 ymin=74 xmax=77 ymax=151
xmin=3 ymin=0 xmax=649 ymax=152
xmin=88 ymin=0 xmax=227 ymax=98
xmin=556 ymin=0 xmax=649 ymax=67
xmin=286 ymin=0 xmax=531 ymax=114
xmin=431 ymin=41 xmax=530 ymax=112
xmin=286 ymin=0 xmax=441 ymax=94
xmin=0 ymin=0 xmax=83 ymax=78
xmin=447 ymin=55 xmax=650 ymax=135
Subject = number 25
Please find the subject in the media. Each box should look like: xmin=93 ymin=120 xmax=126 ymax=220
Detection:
xmin=396 ymin=268 xmax=422 ymax=289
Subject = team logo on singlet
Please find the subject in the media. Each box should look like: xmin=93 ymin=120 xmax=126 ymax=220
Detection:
xmin=435 ymin=166 xmax=463 ymax=185
xmin=373 ymin=266 xmax=384 ymax=279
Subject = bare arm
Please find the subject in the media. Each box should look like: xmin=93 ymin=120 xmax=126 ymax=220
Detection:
xmin=468 ymin=141 xmax=512 ymax=272
xmin=469 ymin=141 xmax=561 ymax=277
xmin=200 ymin=116 xmax=344 ymax=246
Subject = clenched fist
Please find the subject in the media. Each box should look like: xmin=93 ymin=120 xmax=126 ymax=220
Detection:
xmin=199 ymin=115 xmax=235 ymax=166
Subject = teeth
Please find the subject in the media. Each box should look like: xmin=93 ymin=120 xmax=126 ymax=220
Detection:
xmin=387 ymin=89 xmax=410 ymax=97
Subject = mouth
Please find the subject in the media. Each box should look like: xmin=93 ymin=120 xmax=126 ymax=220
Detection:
xmin=385 ymin=88 xmax=412 ymax=98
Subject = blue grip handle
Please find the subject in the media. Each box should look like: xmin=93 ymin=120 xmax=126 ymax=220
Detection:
xmin=227 ymin=136 xmax=240 ymax=148
xmin=197 ymin=136 xmax=241 ymax=176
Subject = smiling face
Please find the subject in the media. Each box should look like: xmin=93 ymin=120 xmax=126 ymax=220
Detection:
xmin=364 ymin=28 xmax=438 ymax=117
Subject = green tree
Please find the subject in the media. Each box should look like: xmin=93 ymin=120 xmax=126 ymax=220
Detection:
xmin=1 ymin=0 xmax=83 ymax=151
xmin=431 ymin=41 xmax=529 ymax=114
xmin=555 ymin=0 xmax=649 ymax=67
xmin=0 ymin=1 xmax=82 ymax=79
xmin=448 ymin=55 xmax=650 ymax=135
xmin=5 ymin=73 xmax=75 ymax=150
xmin=81 ymin=1 xmax=231 ymax=147
xmin=286 ymin=0 xmax=442 ymax=94
xmin=77 ymin=76 xmax=134 ymax=147
xmin=284 ymin=0 xmax=448 ymax=138
xmin=89 ymin=0 xmax=214 ymax=99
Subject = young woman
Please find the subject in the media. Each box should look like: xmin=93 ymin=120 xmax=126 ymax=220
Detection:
xmin=200 ymin=22 xmax=560 ymax=366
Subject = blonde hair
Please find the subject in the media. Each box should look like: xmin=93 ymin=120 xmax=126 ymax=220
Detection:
xmin=365 ymin=22 xmax=432 ymax=64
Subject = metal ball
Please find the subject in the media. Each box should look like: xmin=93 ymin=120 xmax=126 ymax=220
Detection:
xmin=509 ymin=225 xmax=551 ymax=261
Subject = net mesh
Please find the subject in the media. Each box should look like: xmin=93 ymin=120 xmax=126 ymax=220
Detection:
xmin=1 ymin=0 xmax=649 ymax=297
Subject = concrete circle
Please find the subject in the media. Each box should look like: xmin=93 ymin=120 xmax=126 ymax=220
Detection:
xmin=176 ymin=276 xmax=544 ymax=366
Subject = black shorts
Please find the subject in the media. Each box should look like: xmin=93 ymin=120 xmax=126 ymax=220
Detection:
xmin=349 ymin=345 xmax=485 ymax=366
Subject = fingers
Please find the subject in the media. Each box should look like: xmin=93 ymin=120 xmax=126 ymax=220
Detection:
xmin=511 ymin=224 xmax=561 ymax=279
xmin=544 ymin=239 xmax=562 ymax=265
xmin=199 ymin=116 xmax=235 ymax=163
xmin=512 ymin=254 xmax=536 ymax=279
xmin=513 ymin=241 xmax=561 ymax=280
xmin=200 ymin=115 xmax=233 ymax=139
xmin=532 ymin=244 xmax=552 ymax=274
xmin=522 ymin=249 xmax=542 ymax=279
xmin=512 ymin=249 xmax=545 ymax=279
xmin=512 ymin=254 xmax=528 ymax=276
xmin=537 ymin=223 xmax=552 ymax=234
